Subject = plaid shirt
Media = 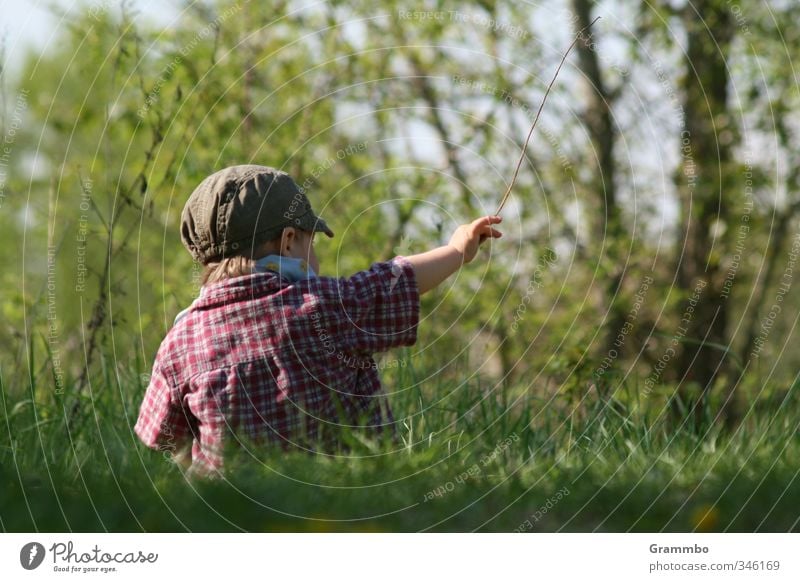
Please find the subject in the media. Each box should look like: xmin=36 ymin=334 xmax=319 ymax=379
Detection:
xmin=134 ymin=256 xmax=419 ymax=474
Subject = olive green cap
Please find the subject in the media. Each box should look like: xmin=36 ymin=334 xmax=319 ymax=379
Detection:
xmin=180 ymin=165 xmax=334 ymax=263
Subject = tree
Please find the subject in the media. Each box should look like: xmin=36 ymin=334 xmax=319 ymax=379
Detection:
xmin=654 ymin=0 xmax=734 ymax=428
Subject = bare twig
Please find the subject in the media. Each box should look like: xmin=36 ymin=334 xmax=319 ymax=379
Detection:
xmin=496 ymin=16 xmax=601 ymax=215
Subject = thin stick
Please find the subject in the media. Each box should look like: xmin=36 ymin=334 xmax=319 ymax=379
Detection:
xmin=495 ymin=16 xmax=601 ymax=215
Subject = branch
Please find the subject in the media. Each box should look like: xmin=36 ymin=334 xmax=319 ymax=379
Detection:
xmin=404 ymin=49 xmax=476 ymax=213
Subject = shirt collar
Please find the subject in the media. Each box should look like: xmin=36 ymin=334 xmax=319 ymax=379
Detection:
xmin=196 ymin=270 xmax=289 ymax=308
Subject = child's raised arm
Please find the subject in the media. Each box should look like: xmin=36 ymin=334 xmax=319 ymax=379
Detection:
xmin=405 ymin=215 xmax=503 ymax=294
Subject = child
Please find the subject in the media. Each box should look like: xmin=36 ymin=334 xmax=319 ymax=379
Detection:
xmin=134 ymin=165 xmax=502 ymax=475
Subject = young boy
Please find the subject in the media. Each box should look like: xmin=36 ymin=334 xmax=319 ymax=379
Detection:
xmin=134 ymin=164 xmax=502 ymax=475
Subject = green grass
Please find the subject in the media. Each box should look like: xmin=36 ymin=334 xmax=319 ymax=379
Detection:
xmin=1 ymin=350 xmax=799 ymax=532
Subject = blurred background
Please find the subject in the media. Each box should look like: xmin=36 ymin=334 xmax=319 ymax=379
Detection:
xmin=1 ymin=0 xmax=799 ymax=531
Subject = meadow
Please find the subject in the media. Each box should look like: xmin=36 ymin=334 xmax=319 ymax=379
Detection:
xmin=2 ymin=0 xmax=800 ymax=534
xmin=2 ymin=347 xmax=797 ymax=532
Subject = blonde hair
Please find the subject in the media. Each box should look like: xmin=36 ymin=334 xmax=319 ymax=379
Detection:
xmin=201 ymin=255 xmax=256 ymax=286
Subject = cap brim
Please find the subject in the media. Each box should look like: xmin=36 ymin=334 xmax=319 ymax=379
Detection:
xmin=310 ymin=216 xmax=335 ymax=238
xmin=295 ymin=210 xmax=334 ymax=238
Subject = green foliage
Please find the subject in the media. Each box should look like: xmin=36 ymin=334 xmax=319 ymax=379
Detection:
xmin=2 ymin=0 xmax=800 ymax=532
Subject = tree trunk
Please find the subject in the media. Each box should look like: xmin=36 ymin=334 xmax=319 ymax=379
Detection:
xmin=571 ymin=0 xmax=626 ymax=396
xmin=672 ymin=0 xmax=735 ymax=429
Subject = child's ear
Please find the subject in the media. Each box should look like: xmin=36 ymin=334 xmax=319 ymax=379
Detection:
xmin=280 ymin=227 xmax=297 ymax=254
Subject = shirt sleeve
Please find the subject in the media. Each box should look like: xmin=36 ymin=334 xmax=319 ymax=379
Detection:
xmin=316 ymin=256 xmax=420 ymax=354
xmin=134 ymin=365 xmax=194 ymax=454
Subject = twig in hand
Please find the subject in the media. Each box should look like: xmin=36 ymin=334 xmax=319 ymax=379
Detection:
xmin=495 ymin=16 xmax=601 ymax=215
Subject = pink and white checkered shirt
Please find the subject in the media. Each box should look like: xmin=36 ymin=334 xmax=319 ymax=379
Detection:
xmin=134 ymin=256 xmax=419 ymax=474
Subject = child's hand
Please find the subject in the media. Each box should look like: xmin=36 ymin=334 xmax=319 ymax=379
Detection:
xmin=404 ymin=216 xmax=502 ymax=294
xmin=448 ymin=216 xmax=503 ymax=264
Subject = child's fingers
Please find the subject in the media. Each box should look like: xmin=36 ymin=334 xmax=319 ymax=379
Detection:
xmin=478 ymin=226 xmax=502 ymax=238
xmin=477 ymin=226 xmax=502 ymax=244
xmin=470 ymin=216 xmax=502 ymax=238
xmin=471 ymin=215 xmax=502 ymax=229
